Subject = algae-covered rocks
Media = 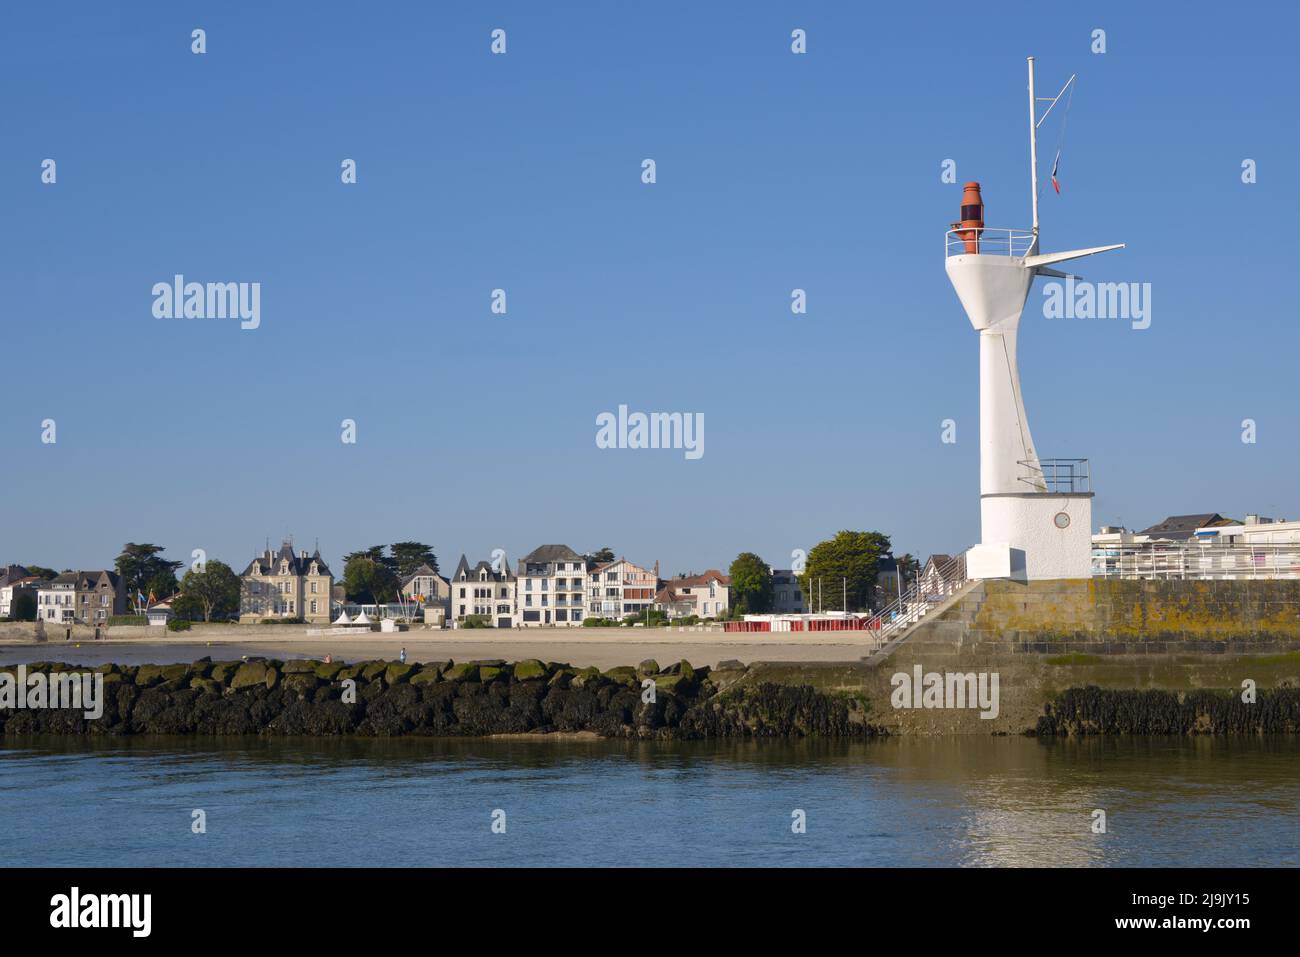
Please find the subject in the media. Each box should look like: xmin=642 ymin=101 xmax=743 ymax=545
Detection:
xmin=0 ymin=657 xmax=881 ymax=740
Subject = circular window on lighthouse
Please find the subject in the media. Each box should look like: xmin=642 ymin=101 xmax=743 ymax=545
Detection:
xmin=1053 ymin=512 xmax=1071 ymax=529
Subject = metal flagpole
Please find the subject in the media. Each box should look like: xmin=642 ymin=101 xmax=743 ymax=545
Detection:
xmin=1027 ymin=56 xmax=1039 ymax=247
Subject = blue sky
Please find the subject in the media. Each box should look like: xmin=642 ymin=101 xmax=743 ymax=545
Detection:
xmin=2 ymin=1 xmax=1297 ymax=577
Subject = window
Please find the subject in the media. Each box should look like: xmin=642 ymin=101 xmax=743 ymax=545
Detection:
xmin=310 ymin=582 xmax=318 ymax=594
xmin=310 ymin=600 xmax=318 ymax=614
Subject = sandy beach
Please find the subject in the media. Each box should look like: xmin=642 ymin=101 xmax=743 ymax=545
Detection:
xmin=0 ymin=625 xmax=882 ymax=669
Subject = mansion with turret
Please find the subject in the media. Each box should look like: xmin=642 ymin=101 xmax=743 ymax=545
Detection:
xmin=239 ymin=542 xmax=334 ymax=624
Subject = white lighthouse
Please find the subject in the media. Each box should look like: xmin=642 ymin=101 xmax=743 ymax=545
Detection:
xmin=946 ymin=57 xmax=1123 ymax=581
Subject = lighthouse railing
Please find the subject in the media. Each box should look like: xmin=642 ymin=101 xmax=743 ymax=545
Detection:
xmin=945 ymin=227 xmax=1035 ymax=258
xmin=1018 ymin=458 xmax=1090 ymax=493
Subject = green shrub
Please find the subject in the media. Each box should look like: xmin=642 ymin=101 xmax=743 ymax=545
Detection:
xmin=460 ymin=614 xmax=492 ymax=629
xmin=259 ymin=617 xmax=306 ymax=625
xmin=107 ymin=615 xmax=147 ymax=626
xmin=166 ymin=618 xmax=192 ymax=632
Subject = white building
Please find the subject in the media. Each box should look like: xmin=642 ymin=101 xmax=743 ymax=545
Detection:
xmin=1092 ymin=513 xmax=1300 ymax=580
xmin=659 ymin=570 xmax=730 ymax=619
xmin=38 ymin=573 xmax=78 ymax=623
xmin=449 ymin=555 xmax=516 ymax=628
xmin=585 ymin=558 xmax=658 ymax=620
xmin=515 ymin=544 xmax=587 ymax=627
xmin=1 ymin=575 xmax=45 ymax=619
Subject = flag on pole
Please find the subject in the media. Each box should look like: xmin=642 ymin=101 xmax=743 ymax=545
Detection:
xmin=1050 ymin=149 xmax=1062 ymax=194
xmin=136 ymin=589 xmax=146 ymax=612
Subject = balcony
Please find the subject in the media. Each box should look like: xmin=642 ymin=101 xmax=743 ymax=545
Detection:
xmin=945 ymin=227 xmax=1034 ymax=259
xmin=1018 ymin=458 xmax=1091 ymax=494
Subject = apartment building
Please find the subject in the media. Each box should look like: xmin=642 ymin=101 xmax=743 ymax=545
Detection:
xmin=238 ymin=543 xmax=334 ymax=624
xmin=515 ymin=544 xmax=587 ymax=627
xmin=450 ymin=555 xmax=516 ymax=628
xmin=38 ymin=573 xmax=78 ymax=623
xmin=586 ymin=557 xmax=658 ymax=620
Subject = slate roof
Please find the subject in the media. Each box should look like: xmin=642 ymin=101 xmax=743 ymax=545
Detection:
xmin=452 ymin=554 xmax=515 ymax=583
xmin=401 ymin=563 xmax=447 ymax=588
xmin=519 ymin=544 xmax=585 ymax=566
xmin=241 ymin=543 xmax=333 ymax=577
xmin=1138 ymin=514 xmax=1230 ymax=541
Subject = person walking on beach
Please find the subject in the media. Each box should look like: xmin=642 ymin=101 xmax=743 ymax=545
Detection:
xmin=399 ymin=647 xmax=407 ymax=664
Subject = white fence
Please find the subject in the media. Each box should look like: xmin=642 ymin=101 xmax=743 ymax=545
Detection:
xmin=1092 ymin=542 xmax=1300 ymax=580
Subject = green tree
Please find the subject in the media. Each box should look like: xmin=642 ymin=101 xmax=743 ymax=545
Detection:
xmin=114 ymin=543 xmax=182 ymax=601
xmin=343 ymin=546 xmax=396 ymax=574
xmin=729 ymin=552 xmax=774 ymax=614
xmin=343 ymin=555 xmax=400 ymax=603
xmin=895 ymin=553 xmax=920 ymax=580
xmin=178 ymin=560 xmax=241 ymax=622
xmin=11 ymin=591 xmax=36 ymax=621
xmin=390 ymin=541 xmax=439 ymax=578
xmin=24 ymin=565 xmax=57 ymax=581
xmin=145 ymin=570 xmax=178 ymax=602
xmin=586 ymin=547 xmax=615 ymax=565
xmin=798 ymin=531 xmax=892 ymax=612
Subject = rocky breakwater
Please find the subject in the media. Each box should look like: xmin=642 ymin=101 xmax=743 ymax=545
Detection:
xmin=0 ymin=658 xmax=880 ymax=739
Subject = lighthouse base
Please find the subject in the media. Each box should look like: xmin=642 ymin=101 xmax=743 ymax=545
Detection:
xmin=969 ymin=492 xmax=1094 ymax=581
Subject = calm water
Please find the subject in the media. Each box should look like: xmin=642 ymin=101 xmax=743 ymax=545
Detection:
xmin=1 ymin=735 xmax=1296 ymax=867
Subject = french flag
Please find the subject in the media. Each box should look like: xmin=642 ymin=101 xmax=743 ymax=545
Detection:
xmin=1050 ymin=149 xmax=1062 ymax=194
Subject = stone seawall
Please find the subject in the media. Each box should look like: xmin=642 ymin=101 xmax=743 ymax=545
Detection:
xmin=949 ymin=579 xmax=1300 ymax=654
xmin=718 ymin=578 xmax=1300 ymax=735
xmin=0 ymin=657 xmax=878 ymax=739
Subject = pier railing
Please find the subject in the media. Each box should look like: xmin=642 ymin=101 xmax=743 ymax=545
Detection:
xmin=866 ymin=551 xmax=972 ymax=645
